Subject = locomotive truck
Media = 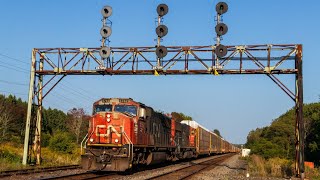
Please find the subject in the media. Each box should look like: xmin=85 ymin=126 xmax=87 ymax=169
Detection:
xmin=81 ymin=98 xmax=239 ymax=171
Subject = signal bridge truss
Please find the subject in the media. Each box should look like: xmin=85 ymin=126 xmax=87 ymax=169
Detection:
xmin=23 ymin=44 xmax=304 ymax=177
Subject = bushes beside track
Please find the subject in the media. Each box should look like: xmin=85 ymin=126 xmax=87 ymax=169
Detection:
xmin=0 ymin=142 xmax=80 ymax=171
xmin=48 ymin=131 xmax=77 ymax=154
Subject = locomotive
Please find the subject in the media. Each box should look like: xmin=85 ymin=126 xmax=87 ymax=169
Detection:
xmin=81 ymin=98 xmax=239 ymax=171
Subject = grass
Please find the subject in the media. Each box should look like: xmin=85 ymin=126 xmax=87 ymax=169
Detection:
xmin=246 ymin=154 xmax=320 ymax=179
xmin=0 ymin=142 xmax=80 ymax=171
xmin=305 ymin=166 xmax=320 ymax=180
xmin=247 ymin=154 xmax=294 ymax=178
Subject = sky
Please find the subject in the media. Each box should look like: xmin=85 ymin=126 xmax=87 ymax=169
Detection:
xmin=0 ymin=0 xmax=319 ymax=144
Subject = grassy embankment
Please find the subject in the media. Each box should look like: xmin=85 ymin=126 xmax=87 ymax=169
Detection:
xmin=245 ymin=154 xmax=320 ymax=179
xmin=0 ymin=142 xmax=80 ymax=171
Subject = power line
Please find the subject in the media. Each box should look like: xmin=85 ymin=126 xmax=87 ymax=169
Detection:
xmin=0 ymin=90 xmax=28 ymax=96
xmin=0 ymin=79 xmax=28 ymax=86
xmin=0 ymin=53 xmax=30 ymax=65
xmin=63 ymin=80 xmax=94 ymax=98
xmin=0 ymin=64 xmax=29 ymax=74
xmin=59 ymin=83 xmax=94 ymax=102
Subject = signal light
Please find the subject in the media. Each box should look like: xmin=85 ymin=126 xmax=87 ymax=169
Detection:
xmin=101 ymin=6 xmax=113 ymax=18
xmin=157 ymin=4 xmax=169 ymax=17
xmin=214 ymin=2 xmax=228 ymax=58
xmin=155 ymin=4 xmax=169 ymax=60
xmin=215 ymin=23 xmax=228 ymax=36
xmin=156 ymin=25 xmax=168 ymax=38
xmin=216 ymin=2 xmax=228 ymax=15
xmin=100 ymin=5 xmax=112 ymax=60
xmin=156 ymin=46 xmax=168 ymax=58
xmin=215 ymin=45 xmax=228 ymax=58
xmin=100 ymin=26 xmax=112 ymax=38
xmin=100 ymin=47 xmax=111 ymax=59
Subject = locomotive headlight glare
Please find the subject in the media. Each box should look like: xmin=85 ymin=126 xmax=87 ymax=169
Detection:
xmin=90 ymin=138 xmax=94 ymax=142
xmin=107 ymin=114 xmax=111 ymax=118
xmin=107 ymin=118 xmax=111 ymax=122
xmin=115 ymin=139 xmax=119 ymax=143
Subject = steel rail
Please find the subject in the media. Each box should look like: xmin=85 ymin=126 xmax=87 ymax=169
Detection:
xmin=40 ymin=171 xmax=120 ymax=180
xmin=146 ymin=153 xmax=234 ymax=180
xmin=0 ymin=165 xmax=80 ymax=178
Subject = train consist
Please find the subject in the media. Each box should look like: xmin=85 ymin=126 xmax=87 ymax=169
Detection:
xmin=81 ymin=98 xmax=240 ymax=171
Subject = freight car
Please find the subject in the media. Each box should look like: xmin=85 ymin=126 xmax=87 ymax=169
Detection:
xmin=81 ymin=98 xmax=239 ymax=171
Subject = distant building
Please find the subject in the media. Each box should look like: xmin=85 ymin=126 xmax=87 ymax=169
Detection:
xmin=241 ymin=149 xmax=251 ymax=157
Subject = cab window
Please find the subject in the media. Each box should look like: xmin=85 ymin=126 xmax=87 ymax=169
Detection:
xmin=94 ymin=105 xmax=112 ymax=114
xmin=114 ymin=105 xmax=137 ymax=116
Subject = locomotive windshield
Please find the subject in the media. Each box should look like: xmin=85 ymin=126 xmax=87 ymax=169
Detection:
xmin=94 ymin=105 xmax=112 ymax=114
xmin=115 ymin=105 xmax=137 ymax=116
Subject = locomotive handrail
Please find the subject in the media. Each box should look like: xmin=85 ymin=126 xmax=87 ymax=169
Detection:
xmin=122 ymin=131 xmax=133 ymax=162
xmin=80 ymin=133 xmax=88 ymax=154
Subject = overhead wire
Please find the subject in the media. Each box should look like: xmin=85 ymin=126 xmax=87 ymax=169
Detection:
xmin=0 ymin=63 xmax=29 ymax=74
xmin=0 ymin=53 xmax=30 ymax=65
xmin=0 ymin=52 xmax=96 ymax=113
xmin=0 ymin=90 xmax=28 ymax=96
xmin=0 ymin=79 xmax=28 ymax=86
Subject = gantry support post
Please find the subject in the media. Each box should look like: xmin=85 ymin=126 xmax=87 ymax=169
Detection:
xmin=22 ymin=49 xmax=37 ymax=165
xmin=295 ymin=44 xmax=304 ymax=179
xmin=34 ymin=56 xmax=44 ymax=165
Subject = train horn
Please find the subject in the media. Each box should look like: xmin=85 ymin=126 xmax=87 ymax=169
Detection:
xmin=157 ymin=4 xmax=169 ymax=17
xmin=101 ymin=6 xmax=113 ymax=18
xmin=216 ymin=2 xmax=228 ymax=15
xmin=100 ymin=26 xmax=112 ymax=38
xmin=100 ymin=47 xmax=111 ymax=59
xmin=156 ymin=25 xmax=168 ymax=38
xmin=215 ymin=45 xmax=228 ymax=58
xmin=215 ymin=23 xmax=228 ymax=36
xmin=156 ymin=46 xmax=168 ymax=58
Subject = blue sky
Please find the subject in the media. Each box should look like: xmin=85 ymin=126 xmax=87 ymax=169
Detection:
xmin=0 ymin=0 xmax=319 ymax=144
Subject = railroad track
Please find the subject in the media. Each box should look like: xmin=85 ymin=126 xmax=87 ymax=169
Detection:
xmin=40 ymin=171 xmax=122 ymax=180
xmin=0 ymin=165 xmax=80 ymax=178
xmin=146 ymin=153 xmax=234 ymax=180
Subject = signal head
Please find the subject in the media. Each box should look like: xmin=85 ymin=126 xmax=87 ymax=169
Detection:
xmin=156 ymin=25 xmax=168 ymax=38
xmin=216 ymin=2 xmax=228 ymax=15
xmin=215 ymin=45 xmax=228 ymax=58
xmin=157 ymin=4 xmax=169 ymax=17
xmin=100 ymin=26 xmax=112 ymax=38
xmin=101 ymin=6 xmax=113 ymax=18
xmin=215 ymin=23 xmax=228 ymax=36
xmin=100 ymin=47 xmax=111 ymax=59
xmin=156 ymin=46 xmax=168 ymax=59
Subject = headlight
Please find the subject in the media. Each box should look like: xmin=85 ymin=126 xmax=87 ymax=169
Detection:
xmin=90 ymin=138 xmax=94 ymax=142
xmin=107 ymin=118 xmax=111 ymax=122
xmin=107 ymin=114 xmax=111 ymax=118
xmin=115 ymin=139 xmax=119 ymax=143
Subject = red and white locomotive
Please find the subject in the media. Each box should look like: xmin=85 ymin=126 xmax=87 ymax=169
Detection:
xmin=81 ymin=98 xmax=239 ymax=171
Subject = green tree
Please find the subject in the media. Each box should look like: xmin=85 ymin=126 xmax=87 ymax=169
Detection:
xmin=43 ymin=108 xmax=68 ymax=134
xmin=213 ymin=129 xmax=222 ymax=137
xmin=49 ymin=131 xmax=76 ymax=153
xmin=171 ymin=112 xmax=192 ymax=122
xmin=246 ymin=102 xmax=320 ymax=165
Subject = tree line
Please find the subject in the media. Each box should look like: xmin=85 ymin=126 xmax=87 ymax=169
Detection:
xmin=246 ymin=102 xmax=320 ymax=165
xmin=0 ymin=94 xmax=89 ymax=153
